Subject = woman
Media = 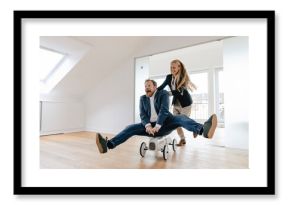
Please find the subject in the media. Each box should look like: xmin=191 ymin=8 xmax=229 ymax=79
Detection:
xmin=158 ymin=59 xmax=197 ymax=146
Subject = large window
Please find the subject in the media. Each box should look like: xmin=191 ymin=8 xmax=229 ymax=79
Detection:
xmin=189 ymin=72 xmax=208 ymax=122
xmin=40 ymin=47 xmax=65 ymax=82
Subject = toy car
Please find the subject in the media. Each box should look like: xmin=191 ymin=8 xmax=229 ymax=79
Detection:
xmin=139 ymin=135 xmax=177 ymax=160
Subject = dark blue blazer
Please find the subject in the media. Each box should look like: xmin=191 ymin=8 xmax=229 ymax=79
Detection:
xmin=139 ymin=90 xmax=172 ymax=127
xmin=158 ymin=74 xmax=193 ymax=107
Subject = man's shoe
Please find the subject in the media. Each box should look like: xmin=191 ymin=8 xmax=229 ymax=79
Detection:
xmin=96 ymin=133 xmax=108 ymax=153
xmin=193 ymin=132 xmax=198 ymax=138
xmin=177 ymin=138 xmax=186 ymax=146
xmin=203 ymin=114 xmax=218 ymax=139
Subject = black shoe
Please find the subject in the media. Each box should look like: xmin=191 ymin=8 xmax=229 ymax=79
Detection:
xmin=203 ymin=114 xmax=217 ymax=139
xmin=96 ymin=133 xmax=108 ymax=153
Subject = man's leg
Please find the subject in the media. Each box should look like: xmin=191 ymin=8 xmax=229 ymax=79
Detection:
xmin=108 ymin=123 xmax=148 ymax=148
xmin=96 ymin=123 xmax=148 ymax=153
xmin=157 ymin=114 xmax=217 ymax=139
xmin=202 ymin=114 xmax=218 ymax=139
xmin=158 ymin=115 xmax=203 ymax=135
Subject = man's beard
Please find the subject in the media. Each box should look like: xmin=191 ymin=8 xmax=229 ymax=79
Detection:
xmin=146 ymin=90 xmax=152 ymax=96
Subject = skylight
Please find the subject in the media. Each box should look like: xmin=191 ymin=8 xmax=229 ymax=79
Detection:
xmin=40 ymin=47 xmax=65 ymax=82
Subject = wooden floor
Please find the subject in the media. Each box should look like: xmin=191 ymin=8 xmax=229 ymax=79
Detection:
xmin=40 ymin=130 xmax=248 ymax=169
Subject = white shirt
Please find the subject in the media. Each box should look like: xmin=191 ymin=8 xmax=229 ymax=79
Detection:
xmin=171 ymin=77 xmax=176 ymax=90
xmin=145 ymin=90 xmax=161 ymax=129
xmin=149 ymin=91 xmax=158 ymax=122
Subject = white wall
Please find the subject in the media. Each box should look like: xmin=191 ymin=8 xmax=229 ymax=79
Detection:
xmin=223 ymin=36 xmax=249 ymax=150
xmin=40 ymin=90 xmax=85 ymax=135
xmin=84 ymin=59 xmax=135 ymax=134
xmin=40 ymin=100 xmax=85 ymax=135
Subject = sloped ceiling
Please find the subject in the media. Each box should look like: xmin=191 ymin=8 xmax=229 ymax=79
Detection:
xmin=48 ymin=36 xmax=227 ymax=99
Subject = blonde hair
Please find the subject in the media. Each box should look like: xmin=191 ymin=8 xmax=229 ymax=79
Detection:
xmin=170 ymin=59 xmax=197 ymax=92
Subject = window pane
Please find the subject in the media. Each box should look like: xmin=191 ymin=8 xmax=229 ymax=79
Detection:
xmin=190 ymin=73 xmax=208 ymax=122
xmin=40 ymin=48 xmax=64 ymax=81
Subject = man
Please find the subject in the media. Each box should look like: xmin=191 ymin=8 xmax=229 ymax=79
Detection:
xmin=96 ymin=79 xmax=217 ymax=154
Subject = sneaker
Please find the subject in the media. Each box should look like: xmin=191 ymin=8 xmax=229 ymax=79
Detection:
xmin=96 ymin=133 xmax=108 ymax=153
xmin=177 ymin=138 xmax=186 ymax=146
xmin=203 ymin=114 xmax=218 ymax=139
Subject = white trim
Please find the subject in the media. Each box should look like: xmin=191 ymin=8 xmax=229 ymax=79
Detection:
xmin=40 ymin=128 xmax=85 ymax=136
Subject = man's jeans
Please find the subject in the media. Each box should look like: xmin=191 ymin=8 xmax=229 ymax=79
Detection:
xmin=107 ymin=115 xmax=203 ymax=149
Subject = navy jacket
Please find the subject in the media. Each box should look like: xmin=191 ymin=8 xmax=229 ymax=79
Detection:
xmin=158 ymin=74 xmax=193 ymax=108
xmin=139 ymin=90 xmax=172 ymax=127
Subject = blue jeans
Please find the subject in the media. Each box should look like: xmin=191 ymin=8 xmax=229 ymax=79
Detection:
xmin=107 ymin=115 xmax=203 ymax=149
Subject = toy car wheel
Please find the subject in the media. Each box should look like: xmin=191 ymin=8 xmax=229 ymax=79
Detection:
xmin=163 ymin=145 xmax=169 ymax=160
xmin=172 ymin=139 xmax=177 ymax=152
xmin=140 ymin=142 xmax=147 ymax=157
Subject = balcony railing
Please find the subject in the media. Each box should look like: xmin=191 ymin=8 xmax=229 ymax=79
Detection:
xmin=190 ymin=102 xmax=208 ymax=122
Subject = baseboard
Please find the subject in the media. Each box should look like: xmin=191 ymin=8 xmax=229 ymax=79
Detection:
xmin=84 ymin=127 xmax=98 ymax=133
xmin=40 ymin=128 xmax=85 ymax=136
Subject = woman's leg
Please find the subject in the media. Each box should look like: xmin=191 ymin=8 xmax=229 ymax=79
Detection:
xmin=174 ymin=104 xmax=192 ymax=146
xmin=173 ymin=105 xmax=184 ymax=140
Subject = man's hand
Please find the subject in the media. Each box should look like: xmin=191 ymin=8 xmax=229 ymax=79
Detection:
xmin=145 ymin=125 xmax=155 ymax=135
xmin=151 ymin=124 xmax=161 ymax=136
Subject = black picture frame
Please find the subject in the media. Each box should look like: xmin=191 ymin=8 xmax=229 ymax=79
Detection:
xmin=14 ymin=10 xmax=275 ymax=195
